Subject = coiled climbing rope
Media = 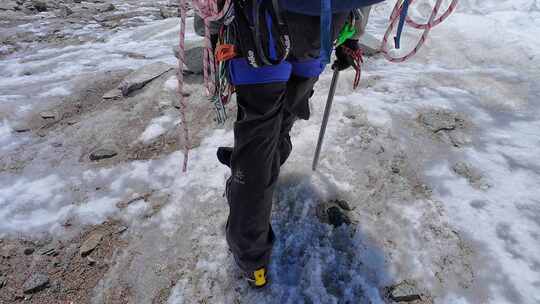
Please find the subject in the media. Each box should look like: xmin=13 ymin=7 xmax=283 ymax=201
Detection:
xmin=177 ymin=0 xmax=231 ymax=172
xmin=381 ymin=0 xmax=459 ymax=62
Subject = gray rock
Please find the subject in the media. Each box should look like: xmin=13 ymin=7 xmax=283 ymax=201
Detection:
xmin=31 ymin=0 xmax=47 ymax=12
xmin=387 ymin=280 xmax=422 ymax=302
xmin=335 ymin=199 xmax=352 ymax=211
xmin=79 ymin=231 xmax=105 ymax=256
xmin=184 ymin=46 xmax=205 ymax=74
xmin=62 ymin=244 xmax=78 ymax=272
xmin=173 ymin=43 xmax=205 ymax=74
xmin=102 ymin=88 xmax=122 ymax=99
xmin=119 ymin=51 xmax=147 ymax=59
xmin=22 ymin=272 xmax=49 ymax=294
xmin=0 ymin=1 xmax=18 ymax=11
xmin=419 ymin=109 xmax=471 ymax=147
xmin=12 ymin=124 xmax=31 ymax=133
xmin=38 ymin=241 xmax=61 ymax=256
xmin=420 ymin=110 xmax=460 ymax=133
xmin=119 ymin=62 xmax=173 ymax=96
xmin=327 ymin=206 xmax=351 ymax=227
xmin=23 ymin=248 xmax=35 ymax=255
xmin=89 ymin=148 xmax=117 ymax=161
xmin=447 ymin=130 xmax=472 ymax=148
xmin=452 ymin=162 xmax=490 ymax=190
xmin=116 ymin=226 xmax=128 ymax=234
xmin=87 ymin=256 xmax=97 ymax=266
xmin=97 ymin=3 xmax=115 ymax=13
xmin=58 ymin=5 xmax=73 ymax=17
xmin=93 ymin=11 xmax=145 ymax=23
xmin=160 ymin=6 xmax=178 ymax=19
xmin=39 ymin=111 xmax=57 ymax=119
xmin=317 ymin=200 xmax=354 ymax=228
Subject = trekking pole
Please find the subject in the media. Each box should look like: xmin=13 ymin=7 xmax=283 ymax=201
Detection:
xmin=312 ymin=68 xmax=340 ymax=171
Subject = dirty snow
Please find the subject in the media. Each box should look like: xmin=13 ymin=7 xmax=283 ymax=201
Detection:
xmin=1 ymin=0 xmax=540 ymax=303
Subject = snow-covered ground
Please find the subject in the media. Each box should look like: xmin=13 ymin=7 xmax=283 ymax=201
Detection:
xmin=1 ymin=0 xmax=539 ymax=303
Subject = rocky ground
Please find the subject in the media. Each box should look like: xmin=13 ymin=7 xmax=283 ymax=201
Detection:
xmin=0 ymin=0 xmax=179 ymax=58
xmin=0 ymin=221 xmax=128 ymax=303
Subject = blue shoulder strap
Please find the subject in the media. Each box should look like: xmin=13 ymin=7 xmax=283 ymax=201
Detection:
xmin=320 ymin=0 xmax=332 ymax=64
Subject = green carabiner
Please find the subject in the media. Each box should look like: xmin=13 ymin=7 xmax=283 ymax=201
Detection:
xmin=336 ymin=21 xmax=357 ymax=46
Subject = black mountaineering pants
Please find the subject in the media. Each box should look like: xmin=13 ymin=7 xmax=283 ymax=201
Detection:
xmin=225 ymin=11 xmax=348 ymax=272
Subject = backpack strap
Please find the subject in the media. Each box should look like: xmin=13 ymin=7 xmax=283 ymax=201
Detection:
xmin=320 ymin=0 xmax=333 ymax=64
xmin=233 ymin=0 xmax=290 ymax=68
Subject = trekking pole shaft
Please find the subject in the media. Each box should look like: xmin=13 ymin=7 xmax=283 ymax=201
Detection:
xmin=312 ymin=69 xmax=340 ymax=171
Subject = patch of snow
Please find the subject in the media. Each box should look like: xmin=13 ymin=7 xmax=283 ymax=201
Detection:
xmin=38 ymin=86 xmax=71 ymax=97
xmin=139 ymin=115 xmax=174 ymax=143
xmin=0 ymin=120 xmax=20 ymax=152
xmin=164 ymin=75 xmax=178 ymax=91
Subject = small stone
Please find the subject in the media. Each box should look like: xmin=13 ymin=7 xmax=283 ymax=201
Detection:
xmin=98 ymin=3 xmax=115 ymax=13
xmin=448 ymin=130 xmax=472 ymax=147
xmin=39 ymin=242 xmax=59 ymax=257
xmin=12 ymin=124 xmax=31 ymax=133
xmin=79 ymin=231 xmax=105 ymax=256
xmin=0 ymin=1 xmax=18 ymax=11
xmin=66 ymin=119 xmax=78 ymax=125
xmin=51 ymin=142 xmax=63 ymax=148
xmin=22 ymin=272 xmax=49 ymax=294
xmin=335 ymin=200 xmax=352 ymax=211
xmin=62 ymin=244 xmax=78 ymax=272
xmin=23 ymin=248 xmax=35 ymax=255
xmin=116 ymin=226 xmax=128 ymax=234
xmin=452 ymin=161 xmax=490 ymax=190
xmin=123 ymin=52 xmax=146 ymax=59
xmin=52 ymin=258 xmax=62 ymax=267
xmin=119 ymin=62 xmax=173 ymax=96
xmin=327 ymin=206 xmax=352 ymax=228
xmin=87 ymin=256 xmax=97 ymax=266
xmin=103 ymin=88 xmax=122 ymax=100
xmin=89 ymin=148 xmax=118 ymax=161
xmin=419 ymin=110 xmax=458 ymax=133
xmin=58 ymin=5 xmax=73 ymax=16
xmin=39 ymin=111 xmax=56 ymax=119
xmin=387 ymin=280 xmax=423 ymax=302
xmin=32 ymin=0 xmax=47 ymax=12
xmin=160 ymin=6 xmax=178 ymax=18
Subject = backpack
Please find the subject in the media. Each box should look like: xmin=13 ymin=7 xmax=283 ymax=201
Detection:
xmin=279 ymin=0 xmax=386 ymax=63
xmin=279 ymin=0 xmax=385 ymax=15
